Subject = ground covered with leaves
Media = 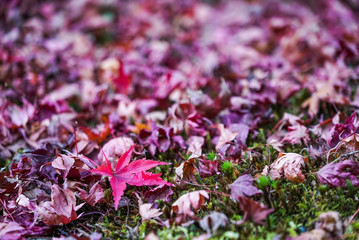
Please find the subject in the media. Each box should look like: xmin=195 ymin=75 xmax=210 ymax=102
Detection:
xmin=1 ymin=0 xmax=359 ymax=239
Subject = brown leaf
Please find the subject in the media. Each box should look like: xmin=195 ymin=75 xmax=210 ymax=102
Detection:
xmin=171 ymin=190 xmax=209 ymax=225
xmin=294 ymin=211 xmax=345 ymax=240
xmin=175 ymin=158 xmax=197 ymax=182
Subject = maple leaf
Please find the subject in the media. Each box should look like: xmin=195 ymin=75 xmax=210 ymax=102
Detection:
xmin=236 ymin=196 xmax=273 ymax=225
xmin=171 ymin=190 xmax=209 ymax=225
xmin=230 ymin=174 xmax=263 ymax=200
xmin=38 ymin=185 xmax=84 ymax=225
xmin=317 ymin=160 xmax=359 ymax=187
xmin=263 ymin=153 xmax=308 ymax=183
xmin=139 ymin=203 xmax=163 ymax=221
xmin=281 ymin=125 xmax=310 ymax=145
xmin=90 ymin=145 xmax=171 ymax=209
xmin=144 ymin=185 xmax=173 ymax=203
xmin=0 ymin=222 xmax=25 ymax=240
xmin=79 ymin=120 xmax=112 ymax=144
xmin=215 ymin=124 xmax=238 ymax=150
xmin=328 ymin=112 xmax=358 ymax=148
xmin=328 ymin=133 xmax=359 ymax=161
xmin=175 ymin=158 xmax=197 ymax=182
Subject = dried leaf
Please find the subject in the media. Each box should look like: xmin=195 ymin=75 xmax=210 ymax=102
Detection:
xmin=263 ymin=153 xmax=308 ymax=183
xmin=175 ymin=158 xmax=197 ymax=182
xmin=171 ymin=190 xmax=209 ymax=224
xmin=139 ymin=203 xmax=162 ymax=221
xmin=52 ymin=154 xmax=75 ymax=178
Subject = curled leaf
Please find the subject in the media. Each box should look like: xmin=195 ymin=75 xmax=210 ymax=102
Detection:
xmin=171 ymin=190 xmax=209 ymax=225
xmin=263 ymin=153 xmax=308 ymax=183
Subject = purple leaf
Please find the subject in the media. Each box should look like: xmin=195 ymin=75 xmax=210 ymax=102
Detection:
xmin=230 ymin=174 xmax=262 ymax=200
xmin=317 ymin=160 xmax=359 ymax=187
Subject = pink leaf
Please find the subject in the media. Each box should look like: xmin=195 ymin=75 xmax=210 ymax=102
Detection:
xmin=90 ymin=144 xmax=171 ymax=209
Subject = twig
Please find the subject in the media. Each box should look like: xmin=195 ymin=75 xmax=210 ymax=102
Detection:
xmin=332 ymin=150 xmax=359 ymax=163
xmin=0 ymin=198 xmax=15 ymax=222
xmin=178 ymin=179 xmax=216 ymax=188
xmin=349 ymin=207 xmax=359 ymax=224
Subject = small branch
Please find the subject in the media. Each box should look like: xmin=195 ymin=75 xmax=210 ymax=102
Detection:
xmin=349 ymin=207 xmax=359 ymax=224
xmin=332 ymin=150 xmax=359 ymax=163
xmin=0 ymin=198 xmax=15 ymax=222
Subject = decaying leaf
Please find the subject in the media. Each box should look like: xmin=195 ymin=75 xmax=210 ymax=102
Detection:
xmin=97 ymin=137 xmax=134 ymax=164
xmin=281 ymin=125 xmax=310 ymax=145
xmin=263 ymin=153 xmax=308 ymax=183
xmin=328 ymin=133 xmax=359 ymax=161
xmin=52 ymin=154 xmax=75 ymax=178
xmin=175 ymin=158 xmax=197 ymax=182
xmin=230 ymin=174 xmax=263 ymax=200
xmin=215 ymin=124 xmax=238 ymax=150
xmin=144 ymin=184 xmax=173 ymax=203
xmin=171 ymin=190 xmax=209 ymax=224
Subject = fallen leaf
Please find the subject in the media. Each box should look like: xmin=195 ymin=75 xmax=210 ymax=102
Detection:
xmin=0 ymin=222 xmax=25 ymax=240
xmin=78 ymin=182 xmax=105 ymax=207
xmin=236 ymin=196 xmax=273 ymax=225
xmin=230 ymin=174 xmax=263 ymax=200
xmin=263 ymin=153 xmax=308 ymax=183
xmin=281 ymin=125 xmax=310 ymax=145
xmin=200 ymin=212 xmax=228 ymax=234
xmin=144 ymin=185 xmax=173 ymax=203
xmin=97 ymin=137 xmax=134 ymax=163
xmin=90 ymin=145 xmax=171 ymax=209
xmin=139 ymin=203 xmax=163 ymax=221
xmin=175 ymin=158 xmax=197 ymax=182
xmin=52 ymin=154 xmax=75 ymax=178
xmin=171 ymin=190 xmax=209 ymax=225
xmin=314 ymin=211 xmax=345 ymax=239
xmin=187 ymin=136 xmax=205 ymax=159
xmin=38 ymin=185 xmax=84 ymax=225
xmin=317 ymin=160 xmax=359 ymax=187
xmin=215 ymin=124 xmax=238 ymax=150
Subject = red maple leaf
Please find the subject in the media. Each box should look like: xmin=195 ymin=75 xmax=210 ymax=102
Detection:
xmin=90 ymin=145 xmax=171 ymax=209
